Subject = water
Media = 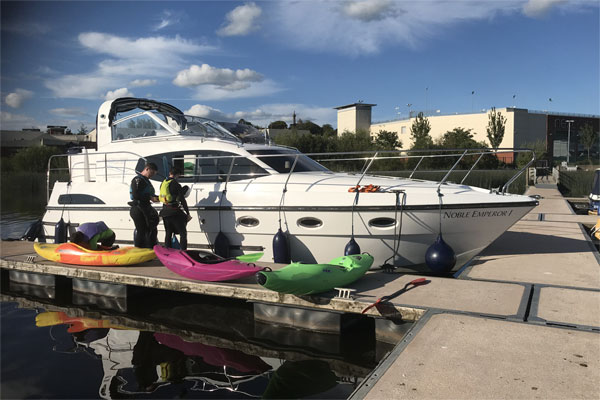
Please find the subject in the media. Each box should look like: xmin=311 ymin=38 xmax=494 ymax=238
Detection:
xmin=0 ymin=174 xmax=405 ymax=398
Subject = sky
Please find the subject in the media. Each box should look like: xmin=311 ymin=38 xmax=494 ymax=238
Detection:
xmin=1 ymin=0 xmax=599 ymax=132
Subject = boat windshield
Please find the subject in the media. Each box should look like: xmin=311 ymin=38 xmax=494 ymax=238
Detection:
xmin=180 ymin=116 xmax=240 ymax=142
xmin=248 ymin=149 xmax=330 ymax=173
xmin=111 ymin=110 xmax=240 ymax=143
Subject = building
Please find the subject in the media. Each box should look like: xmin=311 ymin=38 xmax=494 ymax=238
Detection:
xmin=335 ymin=102 xmax=377 ymax=135
xmin=0 ymin=129 xmax=95 ymax=157
xmin=336 ymin=103 xmax=600 ymax=164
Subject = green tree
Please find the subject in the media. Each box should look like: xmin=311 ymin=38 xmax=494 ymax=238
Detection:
xmin=77 ymin=124 xmax=88 ymax=135
xmin=322 ymin=124 xmax=335 ymax=136
xmin=486 ymin=107 xmax=507 ymax=151
xmin=579 ymin=123 xmax=599 ymax=164
xmin=516 ymin=140 xmax=547 ymax=168
xmin=410 ymin=112 xmax=433 ymax=149
xmin=268 ymin=120 xmax=287 ymax=129
xmin=374 ymin=130 xmax=402 ymax=150
xmin=437 ymin=127 xmax=479 ymax=149
xmin=238 ymin=118 xmax=252 ymax=126
xmin=296 ymin=120 xmax=323 ymax=135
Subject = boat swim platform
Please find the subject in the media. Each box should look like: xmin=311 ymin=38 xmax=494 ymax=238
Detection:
xmin=2 ymin=182 xmax=599 ymax=399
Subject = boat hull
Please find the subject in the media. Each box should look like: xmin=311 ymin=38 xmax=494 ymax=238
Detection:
xmin=42 ymin=200 xmax=535 ymax=272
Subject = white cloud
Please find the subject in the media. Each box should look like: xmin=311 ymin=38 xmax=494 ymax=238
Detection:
xmin=105 ymin=88 xmax=134 ymax=101
xmin=153 ymin=10 xmax=182 ymax=31
xmin=5 ymin=89 xmax=33 ymax=108
xmin=341 ymin=0 xmax=400 ymax=22
xmin=78 ymin=32 xmax=208 ymax=62
xmin=268 ymin=1 xmax=532 ymax=55
xmin=523 ymin=0 xmax=567 ymax=17
xmin=217 ymin=2 xmax=262 ymax=36
xmin=189 ymin=79 xmax=283 ymax=101
xmin=45 ymin=33 xmax=214 ymax=98
xmin=0 ymin=111 xmax=41 ymax=130
xmin=49 ymin=108 xmax=88 ymax=117
xmin=184 ymin=104 xmax=229 ymax=121
xmin=173 ymin=63 xmax=263 ymax=89
xmin=129 ymin=79 xmax=157 ymax=87
xmin=185 ymin=103 xmax=335 ymax=127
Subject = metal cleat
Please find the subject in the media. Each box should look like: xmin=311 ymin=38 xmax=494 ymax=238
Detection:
xmin=334 ymin=287 xmax=356 ymax=300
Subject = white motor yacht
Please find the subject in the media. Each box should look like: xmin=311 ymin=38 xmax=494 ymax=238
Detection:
xmin=42 ymin=98 xmax=538 ymax=272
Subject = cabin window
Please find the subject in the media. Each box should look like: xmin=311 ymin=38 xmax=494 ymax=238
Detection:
xmin=368 ymin=217 xmax=396 ymax=228
xmin=58 ymin=194 xmax=105 ymax=205
xmin=297 ymin=217 xmax=323 ymax=228
xmin=249 ymin=149 xmax=329 ymax=173
xmin=237 ymin=216 xmax=260 ymax=227
xmin=113 ymin=114 xmax=159 ymax=141
xmin=136 ymin=151 xmax=268 ymax=182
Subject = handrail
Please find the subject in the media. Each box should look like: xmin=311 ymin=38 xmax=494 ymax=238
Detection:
xmin=47 ymin=150 xmax=146 ymax=202
xmin=46 ymin=148 xmax=536 ymax=203
xmin=438 ymin=149 xmax=468 ymax=191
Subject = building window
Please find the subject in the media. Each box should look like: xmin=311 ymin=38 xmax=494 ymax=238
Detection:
xmin=401 ymin=126 xmax=407 ymax=134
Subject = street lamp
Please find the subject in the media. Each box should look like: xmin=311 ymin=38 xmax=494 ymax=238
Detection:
xmin=565 ymin=119 xmax=574 ymax=165
xmin=407 ymin=103 xmax=412 ymax=118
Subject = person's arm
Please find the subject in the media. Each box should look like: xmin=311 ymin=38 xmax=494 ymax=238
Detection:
xmin=172 ymin=181 xmax=190 ymax=215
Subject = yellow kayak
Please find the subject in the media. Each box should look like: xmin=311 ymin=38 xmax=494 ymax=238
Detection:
xmin=34 ymin=242 xmax=155 ymax=266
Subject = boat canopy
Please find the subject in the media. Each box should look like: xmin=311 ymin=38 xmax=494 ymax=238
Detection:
xmin=106 ymin=97 xmax=184 ymax=127
xmin=96 ymin=97 xmax=240 ymax=147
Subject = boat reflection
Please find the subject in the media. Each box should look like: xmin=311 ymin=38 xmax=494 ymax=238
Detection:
xmin=3 ymin=284 xmax=391 ymax=399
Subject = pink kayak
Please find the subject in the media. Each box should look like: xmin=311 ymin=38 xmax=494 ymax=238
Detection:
xmin=153 ymin=245 xmax=265 ymax=282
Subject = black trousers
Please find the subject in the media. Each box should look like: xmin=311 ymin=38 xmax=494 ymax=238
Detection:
xmin=130 ymin=205 xmax=159 ymax=249
xmin=163 ymin=213 xmax=188 ymax=250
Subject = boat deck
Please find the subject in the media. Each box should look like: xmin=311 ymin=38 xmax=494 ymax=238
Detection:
xmin=1 ymin=183 xmax=599 ymax=399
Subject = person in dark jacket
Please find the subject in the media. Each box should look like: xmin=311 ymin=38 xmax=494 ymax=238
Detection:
xmin=129 ymin=162 xmax=160 ymax=248
xmin=159 ymin=167 xmax=192 ymax=249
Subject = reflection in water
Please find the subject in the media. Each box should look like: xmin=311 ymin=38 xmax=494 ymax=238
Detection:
xmin=263 ymin=360 xmax=338 ymax=399
xmin=1 ymin=283 xmax=394 ymax=399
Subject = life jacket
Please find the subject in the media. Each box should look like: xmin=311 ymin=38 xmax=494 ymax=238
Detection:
xmin=130 ymin=174 xmax=155 ymax=200
xmin=159 ymin=178 xmax=175 ymax=204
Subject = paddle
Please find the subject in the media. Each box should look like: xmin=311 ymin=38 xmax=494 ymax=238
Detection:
xmin=362 ymin=277 xmax=429 ymax=314
xmin=235 ymin=252 xmax=264 ymax=262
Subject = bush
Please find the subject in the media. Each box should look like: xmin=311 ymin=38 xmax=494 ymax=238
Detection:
xmin=2 ymin=146 xmax=65 ymax=173
xmin=558 ymin=170 xmax=595 ymax=197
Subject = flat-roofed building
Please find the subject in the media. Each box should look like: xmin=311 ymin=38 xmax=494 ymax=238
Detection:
xmin=335 ymin=102 xmax=376 ymax=134
xmin=335 ymin=103 xmax=599 ymax=164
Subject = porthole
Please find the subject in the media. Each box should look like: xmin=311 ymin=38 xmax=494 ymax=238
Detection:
xmin=237 ymin=216 xmax=259 ymax=227
xmin=297 ymin=217 xmax=323 ymax=228
xmin=368 ymin=217 xmax=396 ymax=228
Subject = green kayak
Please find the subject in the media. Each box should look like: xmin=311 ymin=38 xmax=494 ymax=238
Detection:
xmin=256 ymin=254 xmax=374 ymax=295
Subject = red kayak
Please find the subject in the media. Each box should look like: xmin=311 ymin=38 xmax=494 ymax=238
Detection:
xmin=153 ymin=245 xmax=266 ymax=282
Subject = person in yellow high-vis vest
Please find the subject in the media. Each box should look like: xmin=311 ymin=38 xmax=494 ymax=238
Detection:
xmin=159 ymin=167 xmax=192 ymax=249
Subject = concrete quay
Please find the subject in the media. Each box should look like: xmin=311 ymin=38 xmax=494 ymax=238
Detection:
xmin=1 ymin=183 xmax=599 ymax=399
xmin=355 ymin=184 xmax=600 ymax=399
